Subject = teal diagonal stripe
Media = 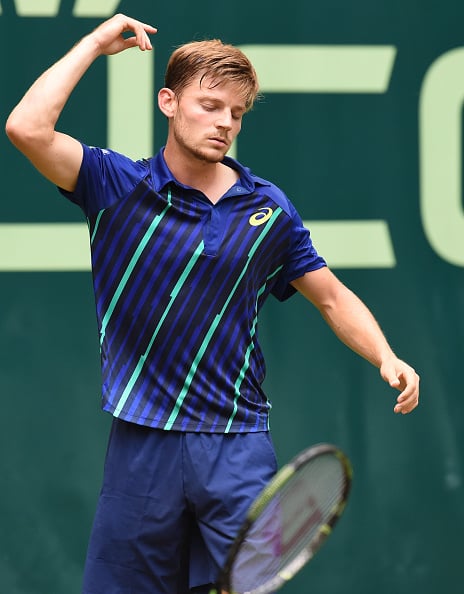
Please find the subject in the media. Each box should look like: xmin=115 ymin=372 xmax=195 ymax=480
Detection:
xmin=164 ymin=207 xmax=283 ymax=430
xmin=99 ymin=201 xmax=171 ymax=346
xmin=113 ymin=240 xmax=205 ymax=417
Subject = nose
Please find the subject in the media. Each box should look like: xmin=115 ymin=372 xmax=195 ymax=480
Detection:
xmin=215 ymin=109 xmax=233 ymax=130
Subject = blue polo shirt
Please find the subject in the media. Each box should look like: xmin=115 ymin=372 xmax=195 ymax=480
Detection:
xmin=60 ymin=144 xmax=326 ymax=433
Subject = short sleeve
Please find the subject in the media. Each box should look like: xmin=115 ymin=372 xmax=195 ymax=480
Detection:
xmin=58 ymin=144 xmax=148 ymax=216
xmin=271 ymin=200 xmax=326 ymax=301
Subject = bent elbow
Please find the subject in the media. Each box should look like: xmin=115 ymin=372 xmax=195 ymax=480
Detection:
xmin=5 ymin=112 xmax=50 ymax=154
xmin=5 ymin=114 xmax=21 ymax=145
xmin=5 ymin=113 xmax=31 ymax=149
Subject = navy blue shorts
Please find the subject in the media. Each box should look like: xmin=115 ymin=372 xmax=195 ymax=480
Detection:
xmin=82 ymin=419 xmax=278 ymax=594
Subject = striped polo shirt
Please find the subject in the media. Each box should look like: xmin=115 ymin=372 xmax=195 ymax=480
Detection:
xmin=60 ymin=144 xmax=326 ymax=433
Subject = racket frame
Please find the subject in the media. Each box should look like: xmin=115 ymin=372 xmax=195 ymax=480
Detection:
xmin=212 ymin=442 xmax=353 ymax=594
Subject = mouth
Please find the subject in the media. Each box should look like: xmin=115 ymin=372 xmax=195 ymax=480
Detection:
xmin=208 ymin=137 xmax=228 ymax=148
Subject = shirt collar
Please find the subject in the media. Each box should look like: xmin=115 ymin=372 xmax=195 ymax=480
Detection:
xmin=149 ymin=147 xmax=270 ymax=194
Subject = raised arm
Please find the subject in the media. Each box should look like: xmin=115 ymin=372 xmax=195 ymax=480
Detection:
xmin=5 ymin=13 xmax=157 ymax=192
xmin=291 ymin=266 xmax=420 ymax=414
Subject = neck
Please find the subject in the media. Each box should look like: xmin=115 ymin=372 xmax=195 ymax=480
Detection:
xmin=163 ymin=143 xmax=238 ymax=204
xmin=163 ymin=142 xmax=219 ymax=186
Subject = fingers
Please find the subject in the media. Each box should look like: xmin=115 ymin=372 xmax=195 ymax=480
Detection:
xmin=394 ymin=392 xmax=419 ymax=415
xmin=117 ymin=14 xmax=157 ymax=51
xmin=392 ymin=369 xmax=420 ymax=415
xmin=381 ymin=360 xmax=420 ymax=415
xmin=92 ymin=13 xmax=157 ymax=55
xmin=130 ymin=17 xmax=157 ymax=51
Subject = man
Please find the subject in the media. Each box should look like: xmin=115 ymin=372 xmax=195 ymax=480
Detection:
xmin=5 ymin=13 xmax=419 ymax=594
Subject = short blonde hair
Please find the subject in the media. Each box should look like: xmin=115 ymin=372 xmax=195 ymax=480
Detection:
xmin=164 ymin=39 xmax=260 ymax=111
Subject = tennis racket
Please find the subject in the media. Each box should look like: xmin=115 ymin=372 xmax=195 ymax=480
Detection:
xmin=210 ymin=443 xmax=352 ymax=594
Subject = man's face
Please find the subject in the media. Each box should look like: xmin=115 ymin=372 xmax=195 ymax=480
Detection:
xmin=169 ymin=76 xmax=246 ymax=163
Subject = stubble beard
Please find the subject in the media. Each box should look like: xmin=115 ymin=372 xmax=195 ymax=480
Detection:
xmin=173 ymin=126 xmax=226 ymax=164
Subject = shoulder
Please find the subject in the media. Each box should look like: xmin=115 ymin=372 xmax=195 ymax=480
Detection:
xmin=82 ymin=144 xmax=149 ymax=179
xmin=252 ymin=176 xmax=294 ymax=217
xmin=224 ymin=156 xmax=294 ymax=217
xmin=61 ymin=144 xmax=151 ymax=213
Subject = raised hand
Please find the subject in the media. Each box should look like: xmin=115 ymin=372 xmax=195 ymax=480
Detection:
xmin=88 ymin=13 xmax=158 ymax=56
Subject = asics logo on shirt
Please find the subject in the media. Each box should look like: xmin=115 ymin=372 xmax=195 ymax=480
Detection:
xmin=249 ymin=207 xmax=274 ymax=226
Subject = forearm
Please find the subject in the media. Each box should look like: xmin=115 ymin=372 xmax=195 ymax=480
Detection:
xmin=6 ymin=14 xmax=156 ymax=190
xmin=7 ymin=14 xmax=156 ymax=150
xmin=292 ymin=268 xmax=419 ymax=413
xmin=6 ymin=35 xmax=101 ymax=145
xmin=319 ymin=288 xmax=396 ymax=369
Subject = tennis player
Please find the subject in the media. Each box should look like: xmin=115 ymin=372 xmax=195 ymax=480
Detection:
xmin=5 ymin=13 xmax=420 ymax=594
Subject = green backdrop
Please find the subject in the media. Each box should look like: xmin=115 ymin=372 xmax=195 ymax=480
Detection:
xmin=1 ymin=1 xmax=463 ymax=592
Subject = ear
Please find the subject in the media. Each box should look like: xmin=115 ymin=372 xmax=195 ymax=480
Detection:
xmin=158 ymin=88 xmax=177 ymax=118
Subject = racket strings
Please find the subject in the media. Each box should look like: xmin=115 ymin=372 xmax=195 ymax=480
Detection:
xmin=229 ymin=453 xmax=347 ymax=594
xmin=256 ymin=459 xmax=343 ymax=572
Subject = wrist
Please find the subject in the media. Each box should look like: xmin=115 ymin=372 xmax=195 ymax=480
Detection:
xmin=74 ymin=33 xmax=104 ymax=61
